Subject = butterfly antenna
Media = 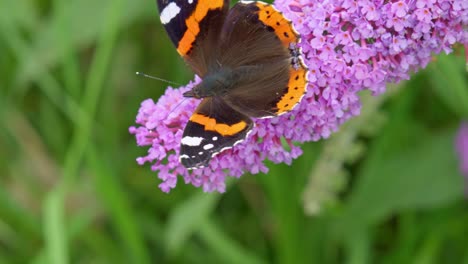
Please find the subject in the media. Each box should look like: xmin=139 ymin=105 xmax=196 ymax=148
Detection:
xmin=136 ymin=71 xmax=181 ymax=86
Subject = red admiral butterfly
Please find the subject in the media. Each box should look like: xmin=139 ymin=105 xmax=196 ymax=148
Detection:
xmin=156 ymin=0 xmax=308 ymax=169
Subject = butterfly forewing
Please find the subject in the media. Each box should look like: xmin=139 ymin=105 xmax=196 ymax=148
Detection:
xmin=156 ymin=0 xmax=229 ymax=76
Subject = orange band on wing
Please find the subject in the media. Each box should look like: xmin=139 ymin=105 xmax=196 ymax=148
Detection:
xmin=177 ymin=0 xmax=224 ymax=56
xmin=276 ymin=64 xmax=308 ymax=114
xmin=255 ymin=3 xmax=299 ymax=47
xmin=190 ymin=113 xmax=247 ymax=136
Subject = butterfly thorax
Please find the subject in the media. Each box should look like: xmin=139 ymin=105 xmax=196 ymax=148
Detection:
xmin=182 ymin=67 xmax=242 ymax=99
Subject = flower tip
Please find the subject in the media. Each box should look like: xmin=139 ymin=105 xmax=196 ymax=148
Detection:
xmin=288 ymin=4 xmax=302 ymax=12
xmin=136 ymin=157 xmax=146 ymax=165
xmin=159 ymin=183 xmax=172 ymax=193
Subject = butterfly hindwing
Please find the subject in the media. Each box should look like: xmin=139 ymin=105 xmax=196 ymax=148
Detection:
xmin=180 ymin=97 xmax=253 ymax=169
xmin=218 ymin=1 xmax=308 ymax=118
xmin=156 ymin=0 xmax=229 ymax=76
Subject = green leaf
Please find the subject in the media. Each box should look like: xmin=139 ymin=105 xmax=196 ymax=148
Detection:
xmin=165 ymin=190 xmax=222 ymax=256
xmin=0 ymin=185 xmax=39 ymax=239
xmin=337 ymin=130 xmax=464 ymax=236
xmin=428 ymin=54 xmax=468 ymax=118
xmin=413 ymin=235 xmax=440 ymax=264
xmin=16 ymin=0 xmax=154 ymax=87
xmin=259 ymin=143 xmax=320 ymax=264
xmin=198 ymin=220 xmax=267 ymax=264
xmin=87 ymin=147 xmax=151 ymax=264
xmin=0 ymin=0 xmax=39 ymax=31
xmin=346 ymin=230 xmax=371 ymax=264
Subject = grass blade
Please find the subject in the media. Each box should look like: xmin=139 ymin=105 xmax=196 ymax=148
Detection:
xmin=43 ymin=191 xmax=68 ymax=264
xmin=198 ymin=220 xmax=267 ymax=264
xmin=87 ymin=146 xmax=151 ymax=264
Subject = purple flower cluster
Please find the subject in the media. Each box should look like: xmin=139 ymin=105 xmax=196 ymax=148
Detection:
xmin=456 ymin=123 xmax=468 ymax=180
xmin=130 ymin=0 xmax=468 ymax=192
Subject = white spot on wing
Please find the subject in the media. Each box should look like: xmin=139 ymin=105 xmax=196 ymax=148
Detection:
xmin=160 ymin=2 xmax=181 ymax=24
xmin=203 ymin=144 xmax=214 ymax=150
xmin=181 ymin=136 xmax=204 ymax=146
xmin=240 ymin=1 xmax=270 ymax=6
xmin=182 ymin=125 xmax=257 ymax=170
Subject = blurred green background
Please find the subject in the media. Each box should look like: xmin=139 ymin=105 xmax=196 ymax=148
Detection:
xmin=1 ymin=0 xmax=468 ymax=263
